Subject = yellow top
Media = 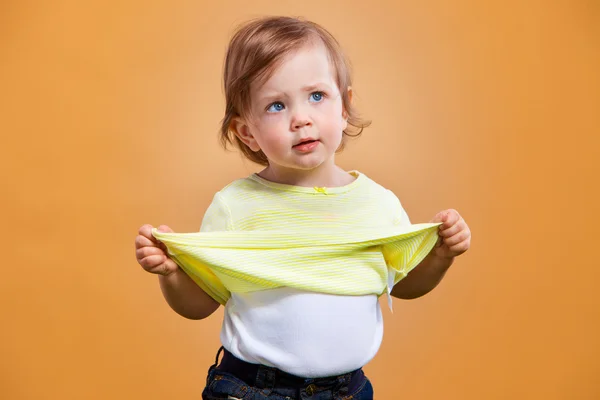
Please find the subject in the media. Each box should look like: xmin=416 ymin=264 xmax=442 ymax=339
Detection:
xmin=152 ymin=171 xmax=440 ymax=305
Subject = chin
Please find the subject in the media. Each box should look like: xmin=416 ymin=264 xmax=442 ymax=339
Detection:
xmin=271 ymin=151 xmax=335 ymax=171
xmin=294 ymin=158 xmax=332 ymax=171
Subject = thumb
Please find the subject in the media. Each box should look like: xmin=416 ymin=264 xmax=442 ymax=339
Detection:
xmin=157 ymin=225 xmax=174 ymax=233
xmin=155 ymin=225 xmax=174 ymax=253
xmin=430 ymin=210 xmax=447 ymax=224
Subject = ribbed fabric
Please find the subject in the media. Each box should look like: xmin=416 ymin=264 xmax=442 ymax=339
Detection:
xmin=151 ymin=171 xmax=440 ymax=306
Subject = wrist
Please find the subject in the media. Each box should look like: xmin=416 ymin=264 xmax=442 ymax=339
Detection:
xmin=430 ymin=250 xmax=455 ymax=269
xmin=158 ymin=265 xmax=183 ymax=280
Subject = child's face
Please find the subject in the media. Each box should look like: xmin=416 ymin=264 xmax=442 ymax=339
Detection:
xmin=235 ymin=42 xmax=349 ymax=174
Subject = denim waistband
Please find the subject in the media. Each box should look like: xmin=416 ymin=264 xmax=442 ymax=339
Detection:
xmin=214 ymin=346 xmax=365 ymax=393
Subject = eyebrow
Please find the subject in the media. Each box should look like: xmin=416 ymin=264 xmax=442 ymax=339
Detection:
xmin=259 ymin=82 xmax=333 ymax=103
xmin=302 ymin=83 xmax=332 ymax=92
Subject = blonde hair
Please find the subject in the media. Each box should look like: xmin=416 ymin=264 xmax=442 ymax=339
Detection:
xmin=220 ymin=16 xmax=371 ymax=165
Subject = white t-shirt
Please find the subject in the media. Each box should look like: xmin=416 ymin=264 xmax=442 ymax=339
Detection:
xmin=199 ymin=171 xmax=411 ymax=377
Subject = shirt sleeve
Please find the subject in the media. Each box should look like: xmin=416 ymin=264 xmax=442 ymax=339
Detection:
xmin=389 ymin=190 xmax=412 ymax=227
xmin=386 ymin=190 xmax=413 ymax=293
xmin=200 ymin=192 xmax=234 ymax=232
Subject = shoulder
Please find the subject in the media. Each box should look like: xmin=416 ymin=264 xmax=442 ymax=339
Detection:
xmin=200 ymin=175 xmax=263 ymax=232
xmin=214 ymin=175 xmax=267 ymax=212
xmin=217 ymin=175 xmax=263 ymax=199
xmin=356 ymin=172 xmax=401 ymax=203
xmin=355 ymin=172 xmax=411 ymax=225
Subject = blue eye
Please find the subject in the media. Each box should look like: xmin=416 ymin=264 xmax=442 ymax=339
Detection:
xmin=267 ymin=102 xmax=285 ymax=113
xmin=310 ymin=92 xmax=324 ymax=102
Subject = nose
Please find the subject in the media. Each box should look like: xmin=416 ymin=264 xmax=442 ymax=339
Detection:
xmin=290 ymin=106 xmax=312 ymax=131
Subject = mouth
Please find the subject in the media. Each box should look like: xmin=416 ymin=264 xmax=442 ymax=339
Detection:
xmin=293 ymin=138 xmax=319 ymax=148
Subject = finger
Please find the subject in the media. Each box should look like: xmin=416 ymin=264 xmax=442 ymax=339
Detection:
xmin=139 ymin=224 xmax=161 ymax=245
xmin=443 ymin=228 xmax=470 ymax=247
xmin=449 ymin=237 xmax=470 ymax=255
xmin=135 ymin=234 xmax=156 ymax=249
xmin=157 ymin=225 xmax=174 ymax=233
xmin=430 ymin=211 xmax=446 ymax=224
xmin=440 ymin=209 xmax=460 ymax=230
xmin=439 ymin=218 xmax=464 ymax=238
xmin=151 ymin=257 xmax=178 ymax=276
xmin=155 ymin=225 xmax=175 ymax=250
xmin=136 ymin=246 xmax=164 ymax=261
xmin=139 ymin=254 xmax=167 ymax=270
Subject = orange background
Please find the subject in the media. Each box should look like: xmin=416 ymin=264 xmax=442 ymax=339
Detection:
xmin=2 ymin=1 xmax=599 ymax=399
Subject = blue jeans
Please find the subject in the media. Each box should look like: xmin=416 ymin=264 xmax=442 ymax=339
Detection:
xmin=202 ymin=347 xmax=374 ymax=400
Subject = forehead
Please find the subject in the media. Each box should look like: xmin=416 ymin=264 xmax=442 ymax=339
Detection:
xmin=251 ymin=42 xmax=337 ymax=95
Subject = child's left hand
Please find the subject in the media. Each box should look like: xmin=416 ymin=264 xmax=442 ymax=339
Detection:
xmin=430 ymin=209 xmax=471 ymax=260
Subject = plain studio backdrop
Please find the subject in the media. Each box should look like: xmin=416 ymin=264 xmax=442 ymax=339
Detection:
xmin=1 ymin=1 xmax=598 ymax=399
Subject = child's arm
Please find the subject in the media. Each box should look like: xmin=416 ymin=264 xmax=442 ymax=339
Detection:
xmin=392 ymin=209 xmax=471 ymax=299
xmin=391 ymin=252 xmax=454 ymax=299
xmin=158 ymin=267 xmax=220 ymax=320
xmin=136 ymin=224 xmax=220 ymax=319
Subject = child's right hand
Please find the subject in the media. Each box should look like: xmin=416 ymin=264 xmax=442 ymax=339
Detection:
xmin=135 ymin=224 xmax=179 ymax=276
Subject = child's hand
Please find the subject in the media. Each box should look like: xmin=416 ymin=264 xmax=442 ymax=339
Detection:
xmin=135 ymin=224 xmax=179 ymax=276
xmin=430 ymin=209 xmax=471 ymax=260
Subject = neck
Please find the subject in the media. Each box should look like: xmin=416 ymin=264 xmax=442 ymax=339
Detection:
xmin=258 ymin=159 xmax=353 ymax=188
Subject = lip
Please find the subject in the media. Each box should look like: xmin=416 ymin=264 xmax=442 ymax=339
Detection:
xmin=293 ymin=138 xmax=318 ymax=147
xmin=292 ymin=138 xmax=320 ymax=153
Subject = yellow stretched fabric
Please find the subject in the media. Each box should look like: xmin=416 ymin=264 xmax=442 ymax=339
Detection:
xmin=152 ymin=223 xmax=441 ymax=306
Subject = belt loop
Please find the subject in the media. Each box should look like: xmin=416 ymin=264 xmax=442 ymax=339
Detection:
xmin=255 ymin=365 xmax=276 ymax=394
xmin=206 ymin=346 xmax=224 ymax=386
xmin=214 ymin=346 xmax=224 ymax=366
xmin=334 ymin=370 xmax=355 ymax=397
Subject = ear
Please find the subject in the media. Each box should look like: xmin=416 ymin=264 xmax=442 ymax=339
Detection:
xmin=231 ymin=117 xmax=261 ymax=152
xmin=341 ymin=86 xmax=353 ymax=129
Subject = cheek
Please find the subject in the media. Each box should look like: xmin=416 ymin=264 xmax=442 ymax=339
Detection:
xmin=320 ymin=101 xmax=346 ymax=131
xmin=254 ymin=119 xmax=289 ymax=150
